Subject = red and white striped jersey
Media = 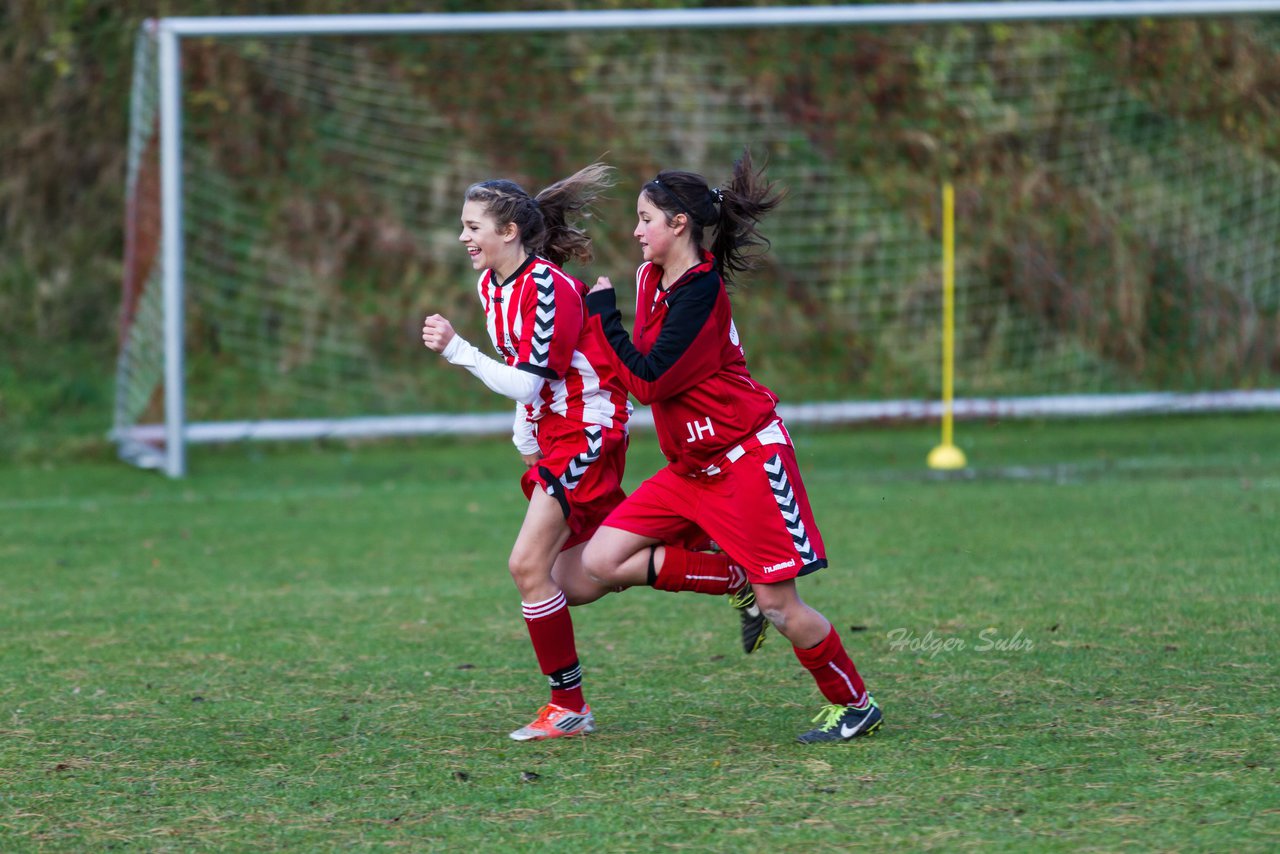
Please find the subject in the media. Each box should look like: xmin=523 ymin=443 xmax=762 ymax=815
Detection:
xmin=477 ymin=256 xmax=629 ymax=429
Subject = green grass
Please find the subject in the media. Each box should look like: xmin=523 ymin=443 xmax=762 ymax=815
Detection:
xmin=2 ymin=416 xmax=1278 ymax=851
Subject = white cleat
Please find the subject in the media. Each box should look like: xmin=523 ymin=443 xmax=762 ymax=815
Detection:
xmin=508 ymin=703 xmax=596 ymax=742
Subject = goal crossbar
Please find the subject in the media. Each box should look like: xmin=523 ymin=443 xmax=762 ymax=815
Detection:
xmin=159 ymin=2 xmax=1280 ymax=38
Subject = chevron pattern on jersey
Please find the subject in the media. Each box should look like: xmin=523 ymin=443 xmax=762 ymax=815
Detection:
xmin=764 ymin=453 xmax=817 ymax=565
xmin=559 ymin=425 xmax=603 ymax=492
xmin=529 ymin=266 xmax=556 ymax=368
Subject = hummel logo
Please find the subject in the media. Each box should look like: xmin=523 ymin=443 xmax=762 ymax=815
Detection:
xmin=763 ymin=559 xmax=796 ymax=573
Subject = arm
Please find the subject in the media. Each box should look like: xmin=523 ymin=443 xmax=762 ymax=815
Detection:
xmin=442 ymin=335 xmax=544 ymax=406
xmin=423 ymin=314 xmax=544 ymax=406
xmin=513 ymin=403 xmax=540 ymax=463
xmin=585 ymin=276 xmax=721 ymax=405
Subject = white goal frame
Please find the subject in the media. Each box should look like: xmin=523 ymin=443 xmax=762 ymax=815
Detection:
xmin=121 ymin=1 xmax=1280 ymax=476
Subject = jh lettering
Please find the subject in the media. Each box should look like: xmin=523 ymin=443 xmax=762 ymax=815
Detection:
xmin=685 ymin=417 xmax=715 ymax=443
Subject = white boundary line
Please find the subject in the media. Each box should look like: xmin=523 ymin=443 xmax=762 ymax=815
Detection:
xmin=112 ymin=390 xmax=1280 ymax=452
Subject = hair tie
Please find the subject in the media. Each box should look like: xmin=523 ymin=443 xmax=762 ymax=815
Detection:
xmin=710 ymin=187 xmax=723 ymax=205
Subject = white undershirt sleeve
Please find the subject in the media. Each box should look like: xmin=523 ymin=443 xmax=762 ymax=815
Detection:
xmin=512 ymin=404 xmax=539 ymax=455
xmin=442 ymin=334 xmax=544 ymax=406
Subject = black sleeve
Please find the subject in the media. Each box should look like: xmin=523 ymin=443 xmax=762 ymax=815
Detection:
xmin=586 ymin=276 xmax=718 ymax=383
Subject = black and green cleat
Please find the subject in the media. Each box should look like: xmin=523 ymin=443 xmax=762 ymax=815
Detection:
xmin=796 ymin=698 xmax=883 ymax=743
xmin=728 ymin=584 xmax=769 ymax=654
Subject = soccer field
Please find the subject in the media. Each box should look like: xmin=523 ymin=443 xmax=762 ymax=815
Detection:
xmin=2 ymin=415 xmax=1277 ymax=850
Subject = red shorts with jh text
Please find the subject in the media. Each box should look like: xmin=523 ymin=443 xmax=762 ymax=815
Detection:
xmin=600 ymin=442 xmax=827 ymax=584
xmin=521 ymin=413 xmax=628 ymax=550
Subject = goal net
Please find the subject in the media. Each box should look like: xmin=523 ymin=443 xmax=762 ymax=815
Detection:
xmin=116 ymin=4 xmax=1280 ymax=475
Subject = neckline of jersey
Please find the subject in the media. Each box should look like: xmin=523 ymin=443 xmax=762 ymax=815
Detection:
xmin=488 ymin=254 xmax=538 ymax=289
xmin=654 ymin=251 xmax=715 ymax=294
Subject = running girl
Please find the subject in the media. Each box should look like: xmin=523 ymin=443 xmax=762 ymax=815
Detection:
xmin=422 ymin=165 xmax=627 ymax=741
xmin=582 ymin=151 xmax=883 ymax=743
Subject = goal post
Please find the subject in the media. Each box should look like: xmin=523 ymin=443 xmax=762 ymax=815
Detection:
xmin=116 ymin=2 xmax=1280 ymax=476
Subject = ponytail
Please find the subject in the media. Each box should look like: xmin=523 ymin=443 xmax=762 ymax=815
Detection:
xmin=535 ymin=162 xmax=614 ymax=266
xmin=464 ymin=162 xmax=614 ymax=267
xmin=710 ymin=149 xmax=784 ymax=282
xmin=642 ymin=148 xmax=784 ymax=284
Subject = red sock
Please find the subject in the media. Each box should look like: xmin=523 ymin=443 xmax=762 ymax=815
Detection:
xmin=651 ymin=546 xmax=747 ymax=595
xmin=522 ymin=591 xmax=585 ymax=712
xmin=793 ymin=625 xmax=868 ymax=707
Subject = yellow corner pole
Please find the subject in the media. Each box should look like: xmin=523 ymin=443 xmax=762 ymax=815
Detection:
xmin=928 ymin=181 xmax=967 ymax=470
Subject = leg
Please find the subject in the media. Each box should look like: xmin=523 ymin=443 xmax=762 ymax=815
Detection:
xmin=691 ymin=442 xmax=879 ymax=739
xmin=584 ymin=525 xmax=768 ymax=654
xmin=582 ymin=467 xmax=708 ymax=591
xmin=582 ymin=467 xmax=768 ymax=652
xmin=582 ymin=525 xmax=662 ymax=590
xmin=508 ymin=486 xmax=574 ymax=602
xmin=551 ymin=541 xmax=617 ymax=606
xmin=532 ymin=419 xmax=629 ymax=607
xmin=751 ymin=579 xmax=830 ymax=649
xmin=754 ymin=580 xmax=869 ymax=707
xmin=584 ymin=527 xmax=746 ymax=595
xmin=755 ymin=580 xmax=881 ymax=743
xmin=506 ymin=488 xmax=594 ymax=737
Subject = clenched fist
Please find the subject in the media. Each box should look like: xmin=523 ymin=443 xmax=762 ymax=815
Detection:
xmin=421 ymin=313 xmax=456 ymax=353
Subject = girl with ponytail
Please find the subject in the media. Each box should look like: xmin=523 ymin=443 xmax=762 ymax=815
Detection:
xmin=582 ymin=150 xmax=884 ymax=744
xmin=420 ymin=164 xmax=629 ymax=742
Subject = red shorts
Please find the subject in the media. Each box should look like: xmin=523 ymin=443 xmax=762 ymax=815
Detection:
xmin=601 ymin=443 xmax=827 ymax=584
xmin=521 ymin=413 xmax=628 ymax=550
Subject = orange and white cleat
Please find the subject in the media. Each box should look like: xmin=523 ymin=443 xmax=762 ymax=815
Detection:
xmin=508 ymin=703 xmax=596 ymax=742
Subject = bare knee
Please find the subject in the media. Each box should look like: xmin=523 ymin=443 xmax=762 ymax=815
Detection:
xmin=581 ymin=539 xmax=607 ymax=584
xmin=754 ymin=581 xmax=831 ymax=648
xmin=507 ymin=550 xmax=547 ymax=598
xmin=760 ymin=605 xmax=788 ymax=631
xmin=586 ymin=529 xmax=661 ymax=589
xmin=582 ymin=538 xmax=628 ymax=586
xmin=755 ymin=581 xmax=810 ymax=634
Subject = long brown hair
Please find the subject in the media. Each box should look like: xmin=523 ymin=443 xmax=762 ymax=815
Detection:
xmin=464 ymin=162 xmax=614 ymax=266
xmin=641 ymin=148 xmax=784 ymax=283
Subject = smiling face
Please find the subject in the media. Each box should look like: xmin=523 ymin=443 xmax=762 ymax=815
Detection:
xmin=459 ymin=199 xmax=520 ymax=277
xmin=634 ymin=191 xmax=686 ymax=267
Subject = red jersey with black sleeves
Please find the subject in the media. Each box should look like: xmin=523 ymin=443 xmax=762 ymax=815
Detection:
xmin=479 ymin=255 xmax=628 ymax=429
xmin=585 ymin=253 xmax=780 ymax=475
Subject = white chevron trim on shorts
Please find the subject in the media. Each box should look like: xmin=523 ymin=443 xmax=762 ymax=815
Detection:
xmin=764 ymin=453 xmax=817 ymax=565
xmin=559 ymin=425 xmax=603 ymax=492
